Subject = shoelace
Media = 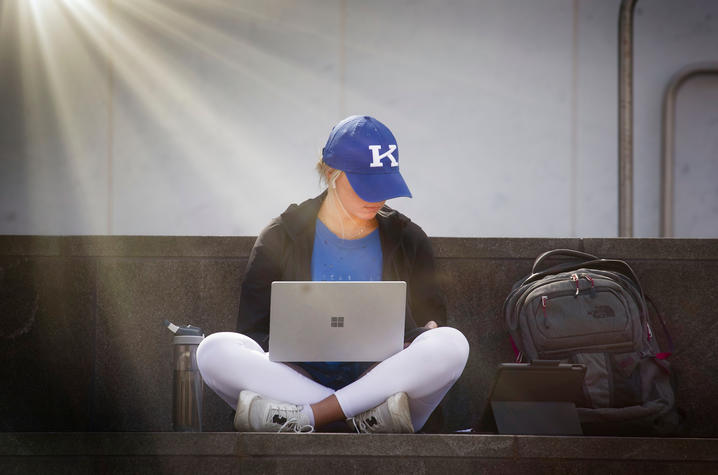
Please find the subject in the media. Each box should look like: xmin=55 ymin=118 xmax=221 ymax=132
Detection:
xmin=277 ymin=417 xmax=314 ymax=433
xmin=350 ymin=416 xmax=377 ymax=434
xmin=350 ymin=417 xmax=363 ymax=433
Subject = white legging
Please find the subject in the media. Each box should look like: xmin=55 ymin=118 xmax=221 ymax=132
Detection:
xmin=196 ymin=326 xmax=469 ymax=431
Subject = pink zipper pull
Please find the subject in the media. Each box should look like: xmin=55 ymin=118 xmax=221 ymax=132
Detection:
xmin=540 ymin=296 xmax=549 ymax=327
xmin=582 ymin=273 xmax=595 ymax=288
xmin=570 ymin=273 xmax=580 ymax=295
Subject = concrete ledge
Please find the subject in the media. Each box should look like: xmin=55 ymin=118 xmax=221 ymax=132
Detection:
xmin=2 ymin=433 xmax=718 ymax=460
xmin=0 ymin=235 xmax=256 ymax=258
xmin=2 ymin=236 xmax=717 ymax=259
xmin=2 ymin=433 xmax=718 ymax=475
xmin=2 ymin=236 xmax=718 ymax=436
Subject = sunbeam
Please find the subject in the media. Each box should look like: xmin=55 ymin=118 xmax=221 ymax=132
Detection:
xmin=8 ymin=0 xmax=341 ymax=234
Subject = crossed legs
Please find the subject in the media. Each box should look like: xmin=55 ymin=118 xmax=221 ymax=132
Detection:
xmin=197 ymin=326 xmax=469 ymax=431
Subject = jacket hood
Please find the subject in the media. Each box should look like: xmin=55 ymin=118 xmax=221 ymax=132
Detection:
xmin=279 ymin=191 xmax=411 ymax=248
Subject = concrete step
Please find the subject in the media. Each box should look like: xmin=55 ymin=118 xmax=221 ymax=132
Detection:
xmin=2 ymin=432 xmax=718 ymax=474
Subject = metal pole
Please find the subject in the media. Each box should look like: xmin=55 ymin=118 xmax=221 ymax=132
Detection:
xmin=661 ymin=63 xmax=718 ymax=237
xmin=618 ymin=0 xmax=637 ymax=237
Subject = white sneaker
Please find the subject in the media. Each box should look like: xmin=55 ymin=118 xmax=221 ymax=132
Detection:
xmin=234 ymin=390 xmax=314 ymax=433
xmin=349 ymin=392 xmax=414 ymax=434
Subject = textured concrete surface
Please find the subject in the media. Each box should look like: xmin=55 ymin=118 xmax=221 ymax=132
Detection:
xmin=63 ymin=236 xmax=255 ymax=258
xmin=93 ymin=257 xmax=244 ymax=431
xmin=3 ymin=456 xmax=716 ymax=475
xmin=1 ymin=433 xmax=718 ymax=474
xmin=1 ymin=236 xmax=717 ymax=436
xmin=0 ymin=256 xmax=96 ymax=431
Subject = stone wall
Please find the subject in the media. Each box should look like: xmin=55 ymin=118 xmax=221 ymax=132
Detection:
xmin=1 ymin=236 xmax=716 ymax=435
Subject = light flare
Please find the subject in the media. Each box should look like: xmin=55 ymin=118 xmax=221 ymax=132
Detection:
xmin=8 ymin=0 xmax=339 ymax=233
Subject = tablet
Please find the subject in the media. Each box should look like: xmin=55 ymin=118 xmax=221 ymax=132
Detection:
xmin=479 ymin=361 xmax=587 ymax=435
xmin=490 ymin=361 xmax=587 ymax=403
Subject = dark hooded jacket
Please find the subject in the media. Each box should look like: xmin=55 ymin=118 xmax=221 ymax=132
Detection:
xmin=238 ymin=191 xmax=447 ymax=351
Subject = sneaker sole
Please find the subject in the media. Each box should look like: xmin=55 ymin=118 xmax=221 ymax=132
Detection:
xmin=387 ymin=392 xmax=415 ymax=433
xmin=234 ymin=390 xmax=260 ymax=432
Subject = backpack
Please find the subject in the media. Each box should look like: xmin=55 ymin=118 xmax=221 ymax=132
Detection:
xmin=503 ymin=249 xmax=681 ymax=436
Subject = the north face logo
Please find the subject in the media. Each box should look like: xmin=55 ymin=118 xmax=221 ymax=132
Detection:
xmin=588 ymin=305 xmax=615 ymax=319
xmin=368 ymin=144 xmax=398 ymax=168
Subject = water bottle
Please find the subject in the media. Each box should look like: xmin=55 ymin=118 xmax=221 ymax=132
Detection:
xmin=164 ymin=319 xmax=204 ymax=432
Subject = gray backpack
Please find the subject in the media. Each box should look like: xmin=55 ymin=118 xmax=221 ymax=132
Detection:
xmin=504 ymin=249 xmax=681 ymax=436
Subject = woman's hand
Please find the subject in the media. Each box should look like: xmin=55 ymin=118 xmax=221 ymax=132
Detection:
xmin=403 ymin=320 xmax=439 ymax=348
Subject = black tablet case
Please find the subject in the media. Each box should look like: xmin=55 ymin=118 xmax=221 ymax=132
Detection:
xmin=481 ymin=361 xmax=587 ymax=435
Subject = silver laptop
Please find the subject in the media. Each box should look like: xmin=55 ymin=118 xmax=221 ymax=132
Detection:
xmin=268 ymin=281 xmax=406 ymax=362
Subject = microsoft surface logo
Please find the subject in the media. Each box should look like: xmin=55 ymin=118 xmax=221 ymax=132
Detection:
xmin=331 ymin=316 xmax=344 ymax=328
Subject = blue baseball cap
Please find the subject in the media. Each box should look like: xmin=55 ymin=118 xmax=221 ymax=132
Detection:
xmin=322 ymin=115 xmax=412 ymax=202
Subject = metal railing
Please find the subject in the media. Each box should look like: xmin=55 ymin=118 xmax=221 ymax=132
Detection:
xmin=618 ymin=0 xmax=638 ymax=237
xmin=660 ymin=63 xmax=718 ymax=237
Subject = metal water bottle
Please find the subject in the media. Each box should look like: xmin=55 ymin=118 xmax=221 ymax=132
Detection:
xmin=164 ymin=320 xmax=204 ymax=432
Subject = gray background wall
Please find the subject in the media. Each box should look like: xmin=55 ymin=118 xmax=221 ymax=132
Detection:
xmin=0 ymin=0 xmax=716 ymax=238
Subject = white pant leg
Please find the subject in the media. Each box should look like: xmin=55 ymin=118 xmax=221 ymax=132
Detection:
xmin=196 ymin=332 xmax=335 ymax=408
xmin=334 ymin=326 xmax=469 ymax=431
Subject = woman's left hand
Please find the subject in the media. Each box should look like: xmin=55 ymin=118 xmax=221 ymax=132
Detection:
xmin=403 ymin=320 xmax=439 ymax=348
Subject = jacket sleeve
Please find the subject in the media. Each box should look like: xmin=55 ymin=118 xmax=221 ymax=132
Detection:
xmin=237 ymin=220 xmax=285 ymax=351
xmin=407 ymin=226 xmax=447 ymax=329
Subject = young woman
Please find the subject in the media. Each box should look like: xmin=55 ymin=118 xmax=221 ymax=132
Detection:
xmin=197 ymin=115 xmax=469 ymax=433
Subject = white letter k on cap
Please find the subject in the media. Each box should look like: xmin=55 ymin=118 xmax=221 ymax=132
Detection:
xmin=368 ymin=144 xmax=398 ymax=168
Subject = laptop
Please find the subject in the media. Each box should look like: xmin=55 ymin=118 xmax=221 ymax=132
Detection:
xmin=268 ymin=281 xmax=406 ymax=362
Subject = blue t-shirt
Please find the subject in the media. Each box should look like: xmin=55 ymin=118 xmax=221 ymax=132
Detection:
xmin=297 ymin=219 xmax=383 ymax=390
xmin=310 ymin=218 xmax=382 ymax=282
